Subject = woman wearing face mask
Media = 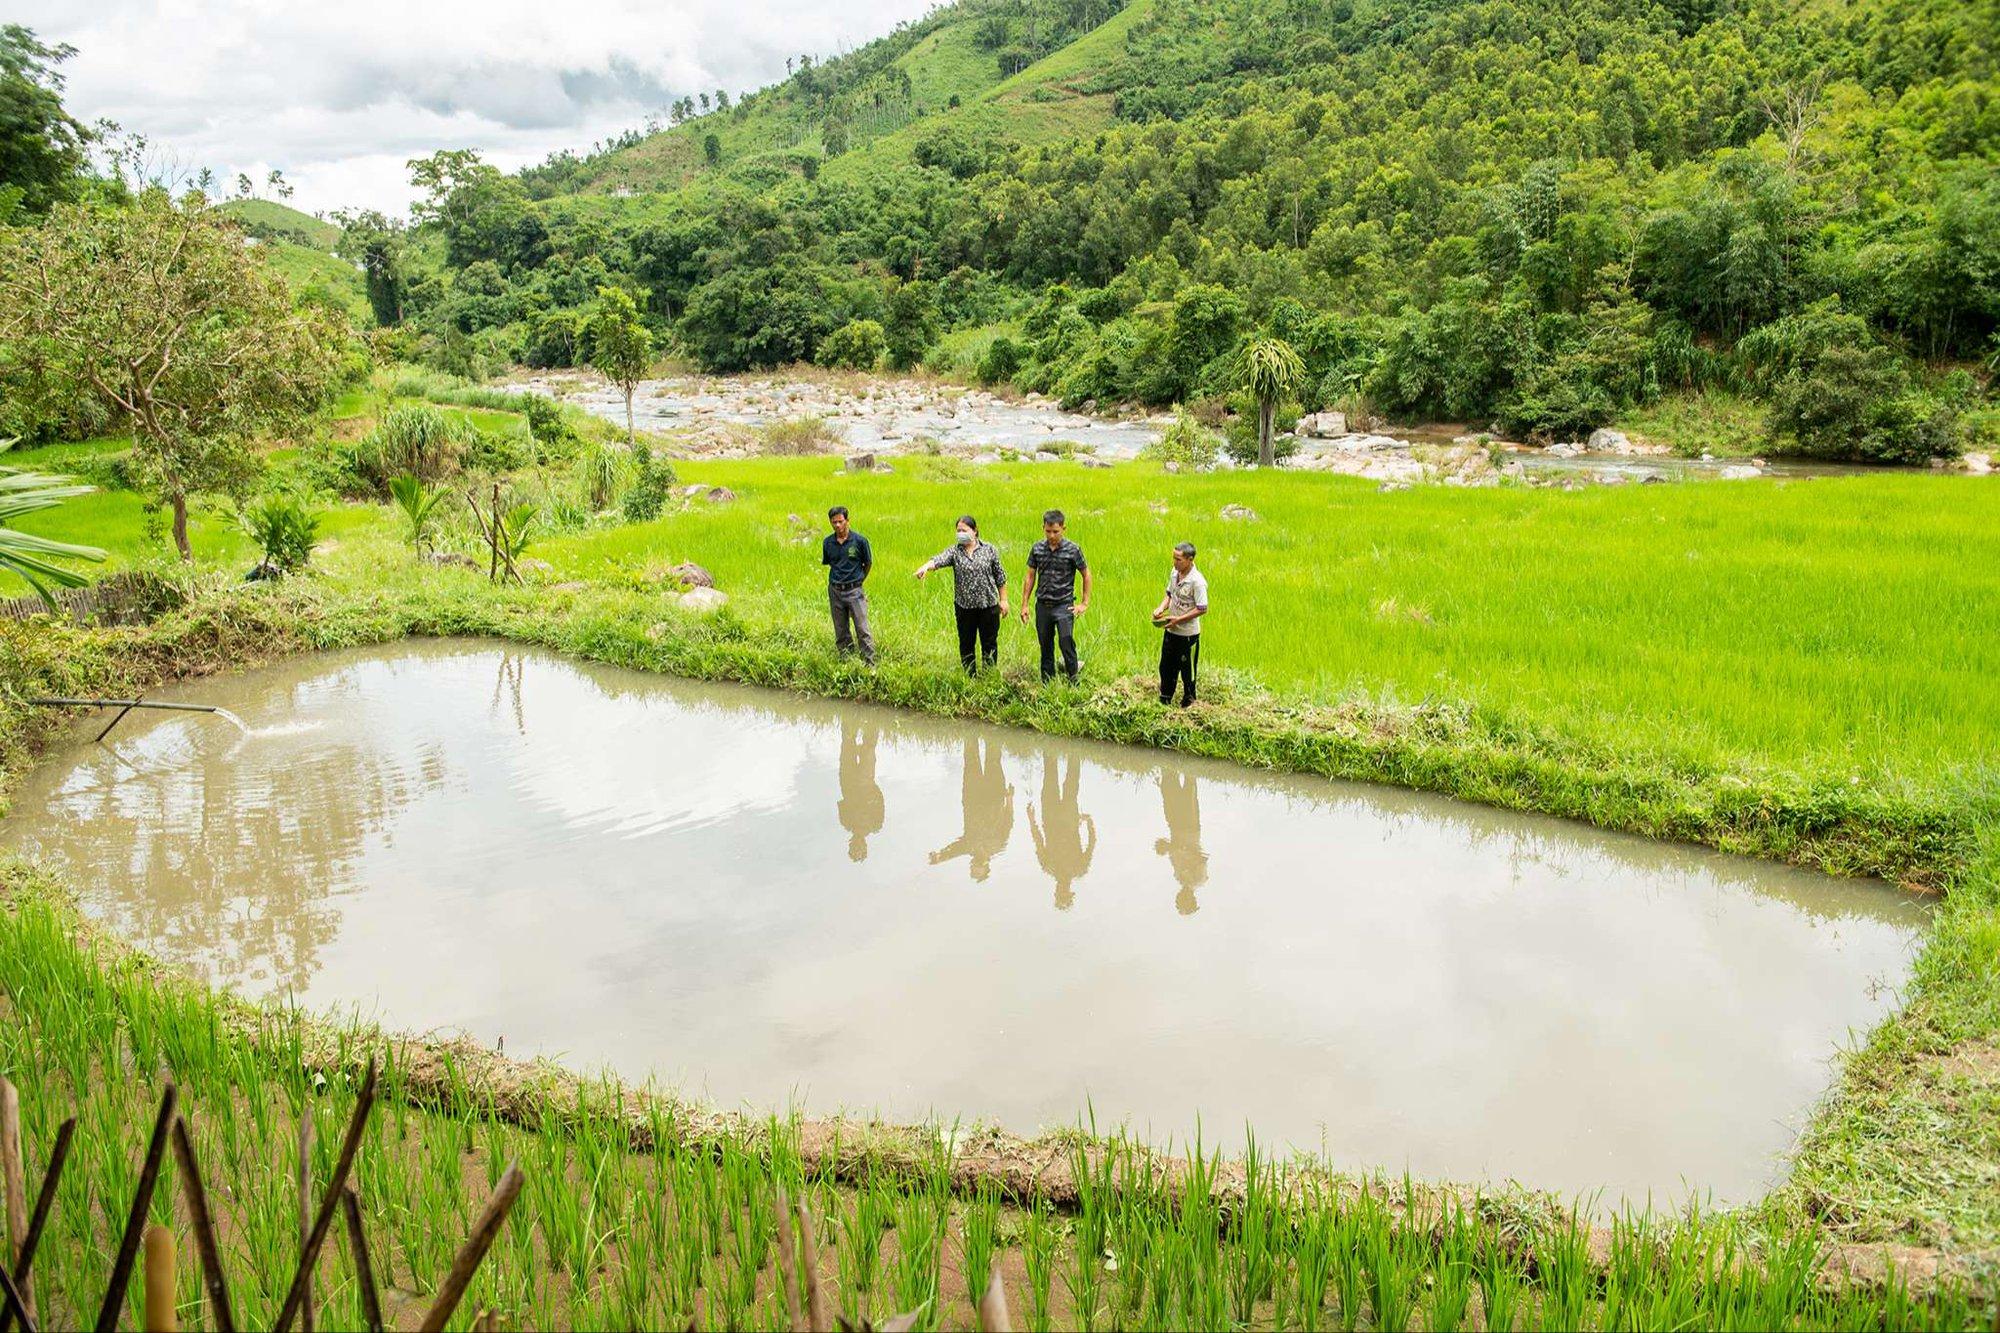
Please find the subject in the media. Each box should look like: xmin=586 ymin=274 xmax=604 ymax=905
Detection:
xmin=913 ymin=514 xmax=1009 ymax=674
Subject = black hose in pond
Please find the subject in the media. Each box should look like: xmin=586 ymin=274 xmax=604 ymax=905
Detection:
xmin=24 ymin=697 xmax=237 ymax=743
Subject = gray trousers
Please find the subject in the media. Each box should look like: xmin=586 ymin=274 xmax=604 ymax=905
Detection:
xmin=829 ymin=584 xmax=875 ymax=664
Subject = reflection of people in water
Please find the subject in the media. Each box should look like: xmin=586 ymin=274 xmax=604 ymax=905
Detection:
xmin=1027 ymin=753 xmax=1096 ymax=910
xmin=929 ymin=738 xmax=1014 ymax=882
xmin=837 ymin=722 xmax=885 ymax=862
xmin=1154 ymin=771 xmax=1209 ymax=915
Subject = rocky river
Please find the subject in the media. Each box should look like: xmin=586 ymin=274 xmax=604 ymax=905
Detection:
xmin=521 ymin=370 xmax=1991 ymax=487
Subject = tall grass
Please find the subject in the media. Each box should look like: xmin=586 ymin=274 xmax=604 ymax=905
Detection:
xmin=533 ymin=458 xmax=2000 ymax=790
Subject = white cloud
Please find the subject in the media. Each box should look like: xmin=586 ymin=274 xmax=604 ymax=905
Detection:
xmin=20 ymin=0 xmax=938 ymax=216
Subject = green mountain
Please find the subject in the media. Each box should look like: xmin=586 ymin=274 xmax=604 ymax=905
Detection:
xmin=379 ymin=0 xmax=1998 ymax=461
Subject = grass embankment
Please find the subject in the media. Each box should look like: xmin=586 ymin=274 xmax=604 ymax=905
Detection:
xmin=1 ymin=452 xmax=1997 ymax=1320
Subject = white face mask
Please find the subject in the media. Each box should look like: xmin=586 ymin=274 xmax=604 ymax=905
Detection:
xmin=957 ymin=528 xmax=975 ymax=546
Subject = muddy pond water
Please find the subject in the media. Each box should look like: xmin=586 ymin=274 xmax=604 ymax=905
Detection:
xmin=4 ymin=641 xmax=1929 ymax=1207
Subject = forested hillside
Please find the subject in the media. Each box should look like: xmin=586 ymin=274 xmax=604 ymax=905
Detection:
xmin=351 ymin=0 xmax=1995 ymax=457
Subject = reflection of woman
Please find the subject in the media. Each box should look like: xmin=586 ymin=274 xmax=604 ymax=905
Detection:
xmin=928 ymin=738 xmax=1014 ymax=882
xmin=1028 ymin=753 xmax=1096 ymax=910
xmin=837 ymin=722 xmax=885 ymax=862
xmin=913 ymin=515 xmax=1009 ymax=674
xmin=1154 ymin=771 xmax=1209 ymax=915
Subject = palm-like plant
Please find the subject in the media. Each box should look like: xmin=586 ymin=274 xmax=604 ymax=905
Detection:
xmin=0 ymin=439 xmax=106 ymax=609
xmin=389 ymin=473 xmax=448 ymax=554
xmin=1238 ymin=336 xmax=1306 ymax=467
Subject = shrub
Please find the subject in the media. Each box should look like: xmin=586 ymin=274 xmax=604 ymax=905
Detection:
xmin=1142 ymin=407 xmax=1223 ymax=471
xmin=1767 ymin=345 xmax=1963 ymax=463
xmin=522 ymin=394 xmax=580 ymax=455
xmin=977 ymin=335 xmax=1024 ymax=384
xmin=816 ymin=319 xmax=887 ymax=371
xmin=238 ymin=492 xmax=319 ymax=574
xmin=622 ymin=442 xmax=676 ymax=523
xmin=758 ymin=415 xmax=844 ymax=456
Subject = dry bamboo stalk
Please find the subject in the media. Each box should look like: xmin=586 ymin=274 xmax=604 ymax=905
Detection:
xmin=95 ymin=1083 xmax=178 ymax=1333
xmin=773 ymin=1186 xmax=805 ymax=1333
xmin=975 ymin=1271 xmax=1011 ymax=1333
xmin=797 ymin=1202 xmax=831 ymax=1333
xmin=169 ymin=1117 xmax=234 ymax=1333
xmin=0 ymin=1117 xmax=70 ymax=1333
xmin=340 ymin=1187 xmax=383 ymax=1333
xmin=416 ymin=1162 xmax=524 ymax=1333
xmin=298 ymin=1115 xmax=315 ymax=1333
xmin=142 ymin=1224 xmax=176 ymax=1333
xmin=270 ymin=1059 xmax=377 ymax=1333
xmin=0 ymin=1079 xmax=26 ymax=1327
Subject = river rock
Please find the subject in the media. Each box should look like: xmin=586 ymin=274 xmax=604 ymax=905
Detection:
xmin=696 ymin=486 xmax=738 ymax=503
xmin=1545 ymin=440 xmax=1586 ymax=459
xmin=1587 ymin=428 xmax=1631 ymax=453
xmin=1963 ymin=452 xmax=1993 ymax=474
xmin=1296 ymin=411 xmax=1349 ymax=438
xmin=845 ymin=452 xmax=876 ymax=472
xmin=678 ymin=587 xmax=730 ymax=613
xmin=1080 ymin=455 xmax=1113 ymax=469
xmin=1033 ymin=450 xmax=1062 ymax=463
xmin=1219 ymin=504 xmax=1259 ymax=521
xmin=1717 ymin=465 xmax=1761 ymax=480
xmin=668 ymin=562 xmax=715 ymax=588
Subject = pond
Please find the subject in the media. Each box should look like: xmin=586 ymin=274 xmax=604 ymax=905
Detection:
xmin=2 ymin=640 xmax=1928 ymax=1207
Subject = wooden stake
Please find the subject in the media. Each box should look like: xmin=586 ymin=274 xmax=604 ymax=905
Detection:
xmin=0 ymin=1118 xmax=72 ymax=1333
xmin=797 ymin=1202 xmax=831 ymax=1333
xmin=298 ymin=1115 xmax=315 ymax=1333
xmin=0 ymin=1258 xmax=33 ymax=1333
xmin=975 ymin=1271 xmax=1012 ymax=1333
xmin=169 ymin=1118 xmax=235 ymax=1333
xmin=142 ymin=1224 xmax=176 ymax=1333
xmin=417 ymin=1162 xmax=524 ymax=1333
xmin=341 ymin=1188 xmax=383 ymax=1333
xmin=270 ymin=1059 xmax=377 ymax=1333
xmin=0 ymin=1079 xmax=26 ymax=1327
xmin=774 ymin=1186 xmax=805 ymax=1332
xmin=95 ymin=1083 xmax=178 ymax=1333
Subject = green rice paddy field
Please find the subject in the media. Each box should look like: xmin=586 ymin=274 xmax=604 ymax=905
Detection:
xmin=2 ymin=435 xmax=1997 ymax=1328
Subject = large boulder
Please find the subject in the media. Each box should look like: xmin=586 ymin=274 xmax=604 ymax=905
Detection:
xmin=1296 ymin=411 xmax=1349 ymax=439
xmin=845 ymin=453 xmax=876 ymax=472
xmin=1586 ymin=428 xmax=1632 ymax=453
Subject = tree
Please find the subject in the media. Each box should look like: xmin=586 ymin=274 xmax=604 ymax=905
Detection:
xmin=0 ymin=191 xmax=343 ymax=559
xmin=333 ymin=208 xmax=409 ymax=325
xmin=0 ymin=26 xmax=94 ymax=219
xmin=704 ymin=133 xmax=722 ymax=168
xmin=586 ymin=285 xmax=653 ymax=445
xmin=0 ymin=440 xmax=104 ymax=606
xmin=1238 ymin=337 xmax=1305 ymax=467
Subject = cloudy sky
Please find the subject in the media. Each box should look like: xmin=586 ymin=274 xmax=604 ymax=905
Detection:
xmin=21 ymin=0 xmax=936 ymax=217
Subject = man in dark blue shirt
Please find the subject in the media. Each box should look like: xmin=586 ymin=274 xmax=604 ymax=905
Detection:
xmin=822 ymin=505 xmax=876 ymax=665
xmin=1019 ymin=508 xmax=1091 ymax=682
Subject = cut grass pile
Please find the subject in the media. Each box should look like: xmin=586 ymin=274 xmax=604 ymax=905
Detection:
xmin=2 ymin=878 xmax=1993 ymax=1332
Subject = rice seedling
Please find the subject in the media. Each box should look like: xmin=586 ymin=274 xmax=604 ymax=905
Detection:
xmin=960 ymin=1180 xmax=1001 ymax=1316
xmin=1021 ymin=1201 xmax=1058 ymax=1333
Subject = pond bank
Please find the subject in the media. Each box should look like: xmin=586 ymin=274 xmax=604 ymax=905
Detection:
xmin=5 ymin=639 xmax=1929 ymax=1209
xmin=0 ymin=574 xmax=1994 ymax=1256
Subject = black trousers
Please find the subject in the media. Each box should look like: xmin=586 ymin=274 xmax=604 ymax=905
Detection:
xmin=1035 ymin=602 xmax=1079 ymax=681
xmin=955 ymin=604 xmax=1001 ymax=673
xmin=1159 ymin=632 xmax=1200 ymax=704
